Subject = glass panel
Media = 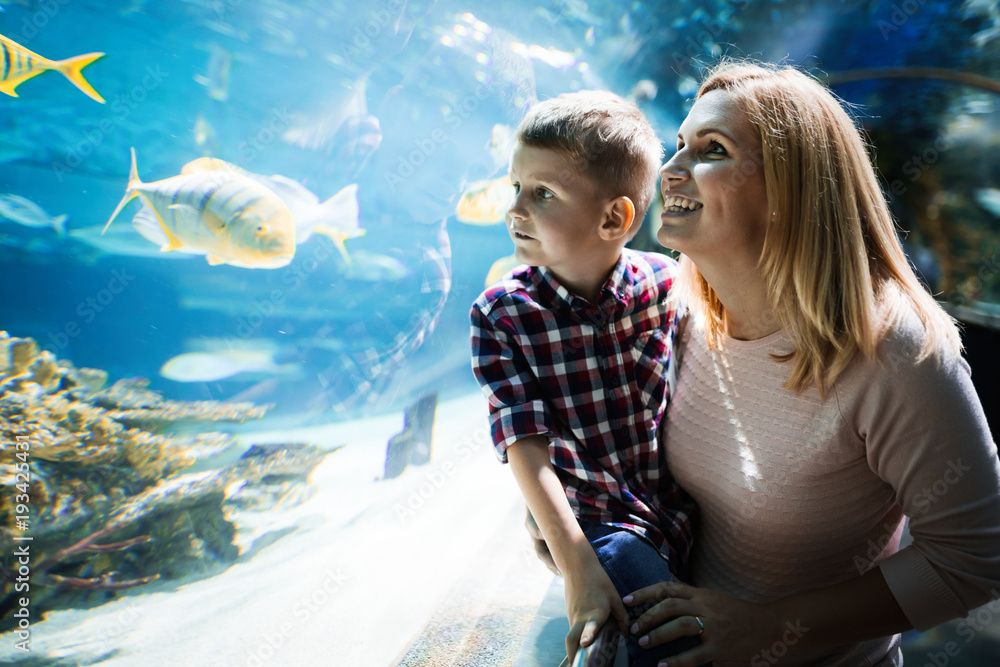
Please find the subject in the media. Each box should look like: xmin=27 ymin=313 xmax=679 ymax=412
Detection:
xmin=1 ymin=1 xmax=996 ymax=664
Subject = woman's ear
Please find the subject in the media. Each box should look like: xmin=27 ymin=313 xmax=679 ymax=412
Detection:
xmin=599 ymin=196 xmax=635 ymax=241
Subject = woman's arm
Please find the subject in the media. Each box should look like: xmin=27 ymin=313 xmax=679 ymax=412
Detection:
xmin=624 ymin=566 xmax=910 ymax=666
xmin=507 ymin=436 xmax=628 ymax=661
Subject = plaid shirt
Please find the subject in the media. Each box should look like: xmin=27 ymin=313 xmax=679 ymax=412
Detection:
xmin=469 ymin=249 xmax=696 ymax=573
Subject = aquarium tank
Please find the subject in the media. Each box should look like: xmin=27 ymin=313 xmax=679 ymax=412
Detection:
xmin=0 ymin=0 xmax=998 ymax=665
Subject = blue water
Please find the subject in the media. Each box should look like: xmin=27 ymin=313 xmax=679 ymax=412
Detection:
xmin=0 ymin=0 xmax=998 ymax=663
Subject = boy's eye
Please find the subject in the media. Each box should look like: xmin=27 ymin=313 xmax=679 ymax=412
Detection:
xmin=535 ymin=188 xmax=553 ymax=200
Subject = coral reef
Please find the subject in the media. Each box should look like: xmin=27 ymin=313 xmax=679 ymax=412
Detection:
xmin=0 ymin=332 xmax=333 ymax=626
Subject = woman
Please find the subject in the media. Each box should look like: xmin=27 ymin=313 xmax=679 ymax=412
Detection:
xmin=616 ymin=61 xmax=1000 ymax=666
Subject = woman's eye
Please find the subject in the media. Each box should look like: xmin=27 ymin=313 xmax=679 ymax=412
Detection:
xmin=706 ymin=140 xmax=728 ymax=157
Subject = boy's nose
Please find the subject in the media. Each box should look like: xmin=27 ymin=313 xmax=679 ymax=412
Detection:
xmin=507 ymin=197 xmax=526 ymax=222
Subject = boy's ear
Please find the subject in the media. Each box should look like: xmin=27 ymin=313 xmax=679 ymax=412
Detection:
xmin=599 ymin=196 xmax=635 ymax=241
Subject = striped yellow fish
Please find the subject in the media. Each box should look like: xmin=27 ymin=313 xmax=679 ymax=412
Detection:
xmin=455 ymin=175 xmax=515 ymax=225
xmin=102 ymin=148 xmax=296 ymax=269
xmin=0 ymin=33 xmax=105 ymax=103
xmin=484 ymin=253 xmax=522 ymax=286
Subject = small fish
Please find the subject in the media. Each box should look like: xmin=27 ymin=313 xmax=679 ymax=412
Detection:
xmin=70 ymin=221 xmax=194 ymax=259
xmin=181 ymin=157 xmax=364 ymax=261
xmin=103 ymin=148 xmax=296 ymax=269
xmin=973 ymin=189 xmax=1000 ymax=218
xmin=160 ymin=350 xmax=293 ymax=382
xmin=485 ymin=253 xmax=521 ymax=286
xmin=283 ymin=78 xmax=370 ymax=154
xmin=455 ymin=175 xmax=515 ymax=225
xmin=193 ymin=43 xmax=231 ymax=102
xmin=0 ymin=194 xmax=68 ymax=234
xmin=488 ymin=123 xmax=516 ymax=170
xmin=332 ymin=113 xmax=383 ymax=174
xmin=341 ymin=250 xmax=410 ymax=282
xmin=193 ymin=113 xmax=218 ymax=155
xmin=628 ymin=79 xmax=658 ymax=104
xmin=0 ymin=33 xmax=105 ymax=102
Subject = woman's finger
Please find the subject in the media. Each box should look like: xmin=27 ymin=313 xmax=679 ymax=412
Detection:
xmin=623 ymin=579 xmax=694 ymax=606
xmin=629 ymin=597 xmax=696 ymax=636
xmin=648 ymin=641 xmax=715 ymax=667
xmin=635 ymin=612 xmax=704 ymax=649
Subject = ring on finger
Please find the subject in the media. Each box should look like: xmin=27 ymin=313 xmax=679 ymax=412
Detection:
xmin=694 ymin=616 xmax=705 ymax=636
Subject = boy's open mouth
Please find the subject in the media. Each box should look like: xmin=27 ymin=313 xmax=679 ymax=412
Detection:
xmin=664 ymin=195 xmax=703 ymax=212
xmin=512 ymin=231 xmax=533 ymax=240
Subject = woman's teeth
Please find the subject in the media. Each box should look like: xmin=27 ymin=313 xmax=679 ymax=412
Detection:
xmin=664 ymin=196 xmax=703 ymax=212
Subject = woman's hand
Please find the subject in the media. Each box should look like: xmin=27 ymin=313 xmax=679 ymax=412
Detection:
xmin=625 ymin=580 xmax=780 ymax=666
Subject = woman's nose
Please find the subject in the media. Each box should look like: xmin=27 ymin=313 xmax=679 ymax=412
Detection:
xmin=660 ymin=151 xmax=689 ymax=185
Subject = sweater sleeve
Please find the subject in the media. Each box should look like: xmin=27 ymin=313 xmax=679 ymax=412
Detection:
xmin=469 ymin=299 xmax=555 ymax=463
xmin=848 ymin=324 xmax=1000 ymax=631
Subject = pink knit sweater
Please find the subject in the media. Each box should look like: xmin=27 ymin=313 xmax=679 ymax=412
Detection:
xmin=664 ymin=309 xmax=1000 ymax=666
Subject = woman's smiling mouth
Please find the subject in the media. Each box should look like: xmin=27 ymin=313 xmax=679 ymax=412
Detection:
xmin=663 ymin=195 xmax=704 ymax=213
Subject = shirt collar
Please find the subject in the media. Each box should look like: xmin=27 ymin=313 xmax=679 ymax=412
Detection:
xmin=533 ymin=251 xmax=634 ymax=311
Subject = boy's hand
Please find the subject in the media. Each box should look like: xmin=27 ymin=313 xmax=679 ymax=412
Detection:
xmin=525 ymin=509 xmax=561 ymax=576
xmin=564 ymin=550 xmax=627 ymax=664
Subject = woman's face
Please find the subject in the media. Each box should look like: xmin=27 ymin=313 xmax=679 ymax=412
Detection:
xmin=657 ymin=89 xmax=769 ymax=265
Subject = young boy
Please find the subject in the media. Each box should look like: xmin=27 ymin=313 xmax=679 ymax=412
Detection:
xmin=469 ymin=90 xmax=699 ymax=666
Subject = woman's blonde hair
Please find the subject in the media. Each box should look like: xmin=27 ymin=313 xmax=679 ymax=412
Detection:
xmin=679 ymin=59 xmax=961 ymax=392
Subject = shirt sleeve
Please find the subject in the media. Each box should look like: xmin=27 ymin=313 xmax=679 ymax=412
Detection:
xmin=469 ymin=300 xmax=555 ymax=463
xmin=853 ymin=328 xmax=1000 ymax=631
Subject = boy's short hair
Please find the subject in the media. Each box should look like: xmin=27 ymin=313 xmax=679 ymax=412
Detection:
xmin=516 ymin=90 xmax=663 ymax=239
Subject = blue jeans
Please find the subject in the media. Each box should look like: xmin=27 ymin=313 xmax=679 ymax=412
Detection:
xmin=581 ymin=521 xmax=702 ymax=667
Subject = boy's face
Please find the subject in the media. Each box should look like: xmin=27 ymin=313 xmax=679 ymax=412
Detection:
xmin=506 ymin=143 xmax=613 ymax=281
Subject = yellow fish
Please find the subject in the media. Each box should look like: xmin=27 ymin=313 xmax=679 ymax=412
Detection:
xmin=180 ymin=157 xmax=364 ymax=262
xmin=455 ymin=175 xmax=515 ymax=225
xmin=485 ymin=253 xmax=522 ymax=286
xmin=0 ymin=34 xmax=105 ymax=103
xmin=103 ymin=148 xmax=296 ymax=269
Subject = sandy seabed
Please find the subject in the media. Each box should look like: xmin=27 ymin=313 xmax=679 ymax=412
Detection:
xmin=1 ymin=392 xmax=555 ymax=667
